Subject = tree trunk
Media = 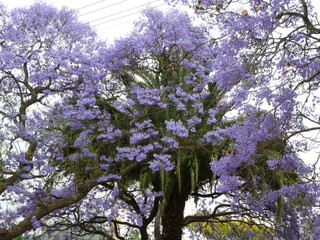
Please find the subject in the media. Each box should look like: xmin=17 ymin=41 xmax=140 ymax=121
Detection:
xmin=161 ymin=190 xmax=187 ymax=240
xmin=155 ymin=208 xmax=162 ymax=240
xmin=140 ymin=227 xmax=149 ymax=240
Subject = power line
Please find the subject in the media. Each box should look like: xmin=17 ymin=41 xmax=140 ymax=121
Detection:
xmin=79 ymin=0 xmax=129 ymax=17
xmin=93 ymin=11 xmax=140 ymax=27
xmin=91 ymin=0 xmax=161 ymax=27
xmin=98 ymin=19 xmax=139 ymax=32
xmin=77 ymin=0 xmax=107 ymax=11
xmin=96 ymin=3 xmax=166 ymax=31
xmin=90 ymin=0 xmax=160 ymax=24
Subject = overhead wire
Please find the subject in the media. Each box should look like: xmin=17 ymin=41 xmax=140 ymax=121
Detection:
xmin=78 ymin=0 xmax=129 ymax=17
xmin=97 ymin=3 xmax=166 ymax=32
xmin=75 ymin=0 xmax=167 ymax=39
xmin=93 ymin=11 xmax=142 ymax=27
xmin=98 ymin=19 xmax=142 ymax=32
xmin=76 ymin=0 xmax=107 ymax=11
xmin=89 ymin=0 xmax=160 ymax=25
xmin=90 ymin=0 xmax=162 ymax=27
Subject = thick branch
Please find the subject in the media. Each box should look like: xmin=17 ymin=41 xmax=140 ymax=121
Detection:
xmin=183 ymin=204 xmax=235 ymax=226
xmin=183 ymin=210 xmax=238 ymax=226
xmin=288 ymin=127 xmax=320 ymax=139
xmin=0 ymin=173 xmax=21 ymax=195
xmin=275 ymin=2 xmax=320 ymax=34
xmin=0 ymin=180 xmax=97 ymax=240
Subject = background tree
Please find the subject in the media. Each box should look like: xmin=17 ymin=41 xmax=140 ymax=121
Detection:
xmin=164 ymin=0 xmax=320 ymax=238
xmin=0 ymin=3 xmax=108 ymax=239
xmin=0 ymin=1 xmax=319 ymax=240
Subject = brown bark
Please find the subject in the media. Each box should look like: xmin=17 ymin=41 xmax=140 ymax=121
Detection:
xmin=161 ymin=190 xmax=187 ymax=240
xmin=0 ymin=186 xmax=93 ymax=240
xmin=0 ymin=160 xmax=144 ymax=240
xmin=140 ymin=227 xmax=149 ymax=240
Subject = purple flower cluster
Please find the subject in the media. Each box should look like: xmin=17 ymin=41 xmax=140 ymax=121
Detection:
xmin=148 ymin=154 xmax=174 ymax=173
xmin=165 ymin=119 xmax=189 ymax=138
xmin=97 ymin=125 xmax=122 ymax=143
xmin=97 ymin=174 xmax=122 ymax=183
xmin=116 ymin=143 xmax=156 ymax=162
xmin=130 ymin=120 xmax=159 ymax=145
xmin=161 ymin=136 xmax=179 ymax=149
xmin=131 ymin=87 xmax=162 ymax=106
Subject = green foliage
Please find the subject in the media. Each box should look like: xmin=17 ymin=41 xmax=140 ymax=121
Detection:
xmin=189 ymin=217 xmax=272 ymax=239
xmin=13 ymin=236 xmax=26 ymax=240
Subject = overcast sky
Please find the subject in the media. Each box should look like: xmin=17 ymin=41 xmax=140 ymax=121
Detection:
xmin=0 ymin=0 xmax=168 ymax=42
xmin=1 ymin=0 xmax=319 ymax=43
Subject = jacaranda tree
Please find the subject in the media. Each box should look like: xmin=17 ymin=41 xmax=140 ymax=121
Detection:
xmin=0 ymin=1 xmax=319 ymax=240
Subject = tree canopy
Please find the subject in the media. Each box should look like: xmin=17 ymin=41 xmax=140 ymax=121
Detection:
xmin=0 ymin=1 xmax=320 ymax=239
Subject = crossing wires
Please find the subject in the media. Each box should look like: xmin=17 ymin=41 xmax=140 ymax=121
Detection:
xmin=76 ymin=0 xmax=108 ymax=11
xmin=78 ymin=0 xmax=128 ymax=17
xmin=76 ymin=0 xmax=167 ymax=40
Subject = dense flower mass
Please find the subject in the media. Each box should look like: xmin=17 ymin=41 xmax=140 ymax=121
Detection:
xmin=0 ymin=1 xmax=320 ymax=239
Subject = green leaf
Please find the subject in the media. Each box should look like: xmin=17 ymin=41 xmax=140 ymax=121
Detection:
xmin=276 ymin=194 xmax=284 ymax=226
xmin=177 ymin=150 xmax=182 ymax=193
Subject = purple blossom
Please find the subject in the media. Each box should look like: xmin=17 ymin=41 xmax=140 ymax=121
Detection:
xmin=203 ymin=130 xmax=223 ymax=145
xmin=97 ymin=126 xmax=122 ymax=143
xmin=216 ymin=176 xmax=243 ymax=193
xmin=41 ymin=165 xmax=54 ymax=173
xmin=134 ymin=120 xmax=153 ymax=130
xmin=31 ymin=216 xmax=41 ymax=229
xmin=161 ymin=136 xmax=179 ymax=148
xmin=23 ymin=166 xmax=32 ymax=172
xmin=74 ymin=129 xmax=93 ymax=148
xmin=177 ymin=102 xmax=186 ymax=110
xmin=100 ymin=156 xmax=114 ymax=162
xmin=116 ymin=145 xmax=154 ymax=162
xmin=149 ymin=154 xmax=174 ymax=172
xmin=130 ymin=132 xmax=152 ymax=145
xmin=168 ymin=94 xmax=180 ymax=104
xmin=97 ymin=174 xmax=121 ymax=182
xmin=100 ymin=164 xmax=109 ymax=170
xmin=165 ymin=119 xmax=188 ymax=138
xmin=107 ymin=208 xmax=118 ymax=221
xmin=131 ymin=87 xmax=161 ymax=106
xmin=111 ymin=186 xmax=119 ymax=197
xmin=136 ymin=152 xmax=147 ymax=162
xmin=21 ymin=174 xmax=32 ymax=179
xmin=187 ymin=116 xmax=202 ymax=129
xmin=51 ymin=187 xmax=72 ymax=198
xmin=207 ymin=108 xmax=217 ymax=124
